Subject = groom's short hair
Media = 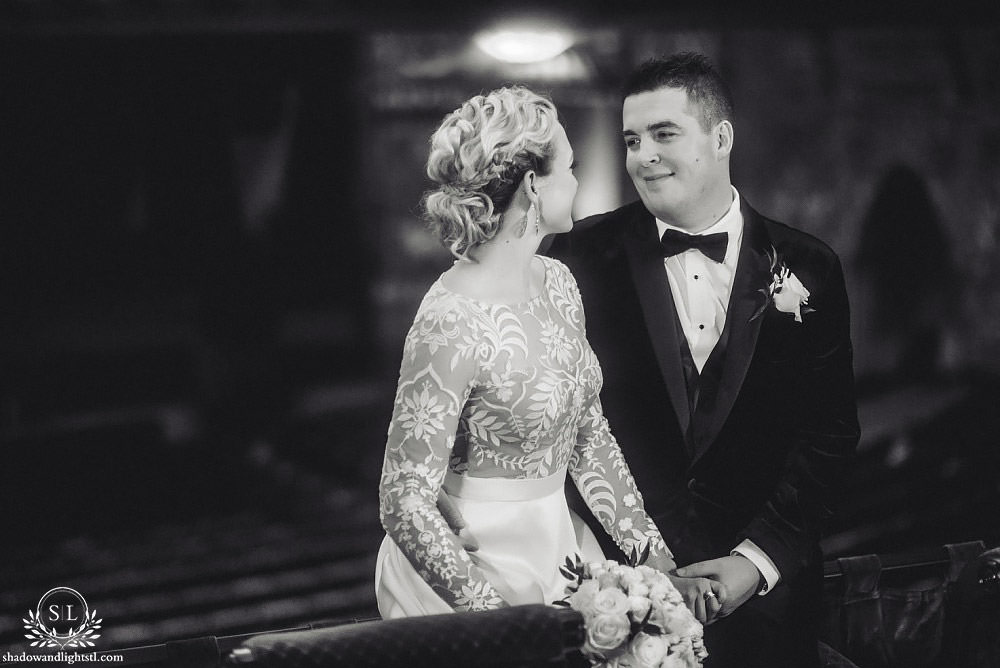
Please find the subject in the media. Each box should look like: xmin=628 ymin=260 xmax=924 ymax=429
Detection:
xmin=622 ymin=52 xmax=734 ymax=132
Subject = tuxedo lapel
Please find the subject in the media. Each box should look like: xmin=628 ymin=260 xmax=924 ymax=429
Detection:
xmin=690 ymin=201 xmax=772 ymax=464
xmin=621 ymin=208 xmax=692 ymax=442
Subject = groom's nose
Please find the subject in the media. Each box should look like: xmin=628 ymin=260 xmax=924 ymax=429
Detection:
xmin=639 ymin=144 xmax=661 ymax=167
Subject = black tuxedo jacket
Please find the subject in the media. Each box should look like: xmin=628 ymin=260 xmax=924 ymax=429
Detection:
xmin=551 ymin=198 xmax=860 ymax=592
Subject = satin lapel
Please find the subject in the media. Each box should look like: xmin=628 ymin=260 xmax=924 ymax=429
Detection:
xmin=622 ymin=208 xmax=692 ymax=439
xmin=691 ymin=202 xmax=772 ymax=465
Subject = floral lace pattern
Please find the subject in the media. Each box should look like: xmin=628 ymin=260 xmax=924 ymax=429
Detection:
xmin=379 ymin=256 xmax=671 ymax=611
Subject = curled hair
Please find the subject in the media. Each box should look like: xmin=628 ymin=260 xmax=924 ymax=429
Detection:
xmin=622 ymin=52 xmax=734 ymax=132
xmin=422 ymin=86 xmax=558 ymax=260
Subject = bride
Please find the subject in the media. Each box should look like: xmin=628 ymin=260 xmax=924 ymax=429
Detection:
xmin=375 ymin=86 xmax=723 ymax=617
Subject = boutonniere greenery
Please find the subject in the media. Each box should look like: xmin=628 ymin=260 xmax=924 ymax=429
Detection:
xmin=751 ymin=246 xmax=815 ymax=323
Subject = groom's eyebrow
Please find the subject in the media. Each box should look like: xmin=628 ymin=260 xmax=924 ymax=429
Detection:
xmin=621 ymin=120 xmax=682 ymax=137
xmin=647 ymin=120 xmax=682 ymax=132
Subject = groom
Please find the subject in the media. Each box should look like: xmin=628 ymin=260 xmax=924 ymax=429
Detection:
xmin=550 ymin=53 xmax=860 ymax=667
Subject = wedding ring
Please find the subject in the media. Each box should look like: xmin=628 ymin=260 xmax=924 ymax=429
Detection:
xmin=704 ymin=591 xmax=717 ymax=600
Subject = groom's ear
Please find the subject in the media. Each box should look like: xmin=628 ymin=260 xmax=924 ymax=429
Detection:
xmin=715 ymin=120 xmax=734 ymax=159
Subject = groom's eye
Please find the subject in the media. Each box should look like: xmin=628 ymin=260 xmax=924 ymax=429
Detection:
xmin=623 ymin=136 xmax=639 ymax=149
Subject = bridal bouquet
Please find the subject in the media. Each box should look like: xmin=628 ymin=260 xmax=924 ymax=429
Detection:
xmin=554 ymin=550 xmax=707 ymax=668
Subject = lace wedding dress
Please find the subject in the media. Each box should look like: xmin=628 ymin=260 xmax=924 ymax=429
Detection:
xmin=375 ymin=256 xmax=670 ymax=617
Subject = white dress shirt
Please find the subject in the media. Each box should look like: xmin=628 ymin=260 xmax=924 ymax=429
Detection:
xmin=656 ymin=187 xmax=781 ymax=595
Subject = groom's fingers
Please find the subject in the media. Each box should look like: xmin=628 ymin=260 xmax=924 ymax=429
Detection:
xmin=436 ymin=489 xmax=465 ymax=529
xmin=675 ymin=559 xmax=721 ymax=578
xmin=436 ymin=489 xmax=479 ymax=552
xmin=456 ymin=528 xmax=480 ymax=552
xmin=706 ymin=581 xmax=725 ymax=614
xmin=710 ymin=580 xmax=729 ymax=606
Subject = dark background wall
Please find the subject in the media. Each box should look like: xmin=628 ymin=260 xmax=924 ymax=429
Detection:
xmin=1 ymin=0 xmax=998 ymax=653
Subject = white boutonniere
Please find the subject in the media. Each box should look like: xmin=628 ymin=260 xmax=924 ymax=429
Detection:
xmin=751 ymin=246 xmax=815 ymax=323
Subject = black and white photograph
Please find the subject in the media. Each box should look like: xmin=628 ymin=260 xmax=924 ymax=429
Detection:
xmin=2 ymin=2 xmax=999 ymax=667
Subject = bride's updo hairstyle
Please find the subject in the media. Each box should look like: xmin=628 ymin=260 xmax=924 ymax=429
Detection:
xmin=423 ymin=86 xmax=558 ymax=260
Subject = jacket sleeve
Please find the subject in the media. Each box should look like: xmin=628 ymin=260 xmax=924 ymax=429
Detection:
xmin=739 ymin=252 xmax=860 ymax=581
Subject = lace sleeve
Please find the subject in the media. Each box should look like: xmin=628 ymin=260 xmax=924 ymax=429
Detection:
xmin=554 ymin=260 xmax=673 ymax=564
xmin=378 ymin=299 xmax=509 ymax=611
xmin=569 ymin=396 xmax=673 ymax=563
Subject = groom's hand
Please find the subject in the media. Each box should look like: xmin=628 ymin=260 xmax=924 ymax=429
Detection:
xmin=436 ymin=488 xmax=479 ymax=552
xmin=676 ymin=555 xmax=761 ymax=617
xmin=665 ymin=574 xmax=727 ymax=626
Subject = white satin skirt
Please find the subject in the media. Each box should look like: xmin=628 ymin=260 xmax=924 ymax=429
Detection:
xmin=375 ymin=469 xmax=605 ymax=618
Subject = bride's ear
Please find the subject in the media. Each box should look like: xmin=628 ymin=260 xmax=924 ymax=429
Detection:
xmin=521 ymin=171 xmax=540 ymax=205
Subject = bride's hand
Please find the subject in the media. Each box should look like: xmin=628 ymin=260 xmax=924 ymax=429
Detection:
xmin=645 ymin=552 xmax=677 ymax=574
xmin=666 ymin=574 xmax=727 ymax=626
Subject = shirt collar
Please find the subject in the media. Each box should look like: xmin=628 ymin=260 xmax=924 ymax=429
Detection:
xmin=656 ymin=186 xmax=743 ymax=267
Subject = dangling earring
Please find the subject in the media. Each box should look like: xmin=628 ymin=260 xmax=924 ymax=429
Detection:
xmin=534 ymin=200 xmax=543 ymax=235
xmin=516 ymin=204 xmax=536 ymax=239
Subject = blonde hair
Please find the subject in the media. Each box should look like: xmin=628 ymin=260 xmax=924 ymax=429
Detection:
xmin=423 ymin=86 xmax=558 ymax=259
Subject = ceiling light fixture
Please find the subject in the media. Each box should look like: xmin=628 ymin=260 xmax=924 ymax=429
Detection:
xmin=474 ymin=29 xmax=574 ymax=64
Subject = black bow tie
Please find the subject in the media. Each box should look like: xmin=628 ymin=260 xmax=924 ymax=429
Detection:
xmin=660 ymin=228 xmax=729 ymax=264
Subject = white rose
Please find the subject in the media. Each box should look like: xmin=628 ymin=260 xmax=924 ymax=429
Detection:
xmin=663 ymin=639 xmax=697 ymax=667
xmin=586 ymin=613 xmax=631 ymax=652
xmin=650 ymin=602 xmax=700 ymax=637
xmin=629 ymin=632 xmax=669 ymax=667
xmin=569 ymin=580 xmax=601 ymax=611
xmin=628 ymin=582 xmax=650 ymax=598
xmin=598 ymin=571 xmax=622 ymax=591
xmin=620 ymin=568 xmax=644 ymax=589
xmin=661 ymin=654 xmax=692 ymax=668
xmin=628 ymin=595 xmax=652 ymax=619
xmin=773 ymin=269 xmax=811 ymax=322
xmin=648 ymin=581 xmax=672 ymax=602
xmin=590 ymin=587 xmax=631 ymax=616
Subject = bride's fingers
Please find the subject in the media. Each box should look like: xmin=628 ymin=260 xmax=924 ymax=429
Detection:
xmin=693 ymin=588 xmax=708 ymax=623
xmin=680 ymin=587 xmax=698 ymax=616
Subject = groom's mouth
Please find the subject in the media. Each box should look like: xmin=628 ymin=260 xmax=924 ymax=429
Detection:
xmin=643 ymin=172 xmax=674 ymax=182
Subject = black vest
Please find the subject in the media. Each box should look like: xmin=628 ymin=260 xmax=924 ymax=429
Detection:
xmin=673 ymin=310 xmax=731 ymax=452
